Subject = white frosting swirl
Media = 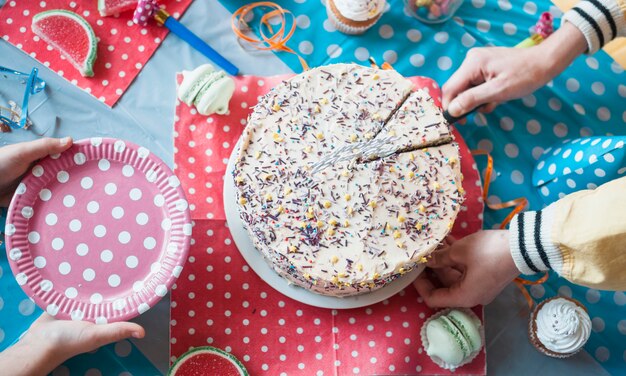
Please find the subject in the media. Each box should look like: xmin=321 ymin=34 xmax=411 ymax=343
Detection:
xmin=334 ymin=0 xmax=386 ymax=21
xmin=536 ymin=298 xmax=591 ymax=354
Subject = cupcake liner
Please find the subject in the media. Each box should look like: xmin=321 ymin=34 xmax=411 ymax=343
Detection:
xmin=325 ymin=0 xmax=381 ymax=35
xmin=528 ymin=296 xmax=589 ymax=358
xmin=421 ymin=308 xmax=485 ymax=370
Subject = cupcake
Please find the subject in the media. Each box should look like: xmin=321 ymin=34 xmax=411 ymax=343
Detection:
xmin=421 ymin=309 xmax=484 ymax=370
xmin=325 ymin=0 xmax=386 ymax=35
xmin=529 ymin=297 xmax=591 ymax=358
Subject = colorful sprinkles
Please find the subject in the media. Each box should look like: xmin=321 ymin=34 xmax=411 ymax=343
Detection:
xmin=234 ymin=64 xmax=464 ymax=297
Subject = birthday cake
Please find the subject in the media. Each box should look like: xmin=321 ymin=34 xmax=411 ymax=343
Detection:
xmin=234 ymin=64 xmax=464 ymax=296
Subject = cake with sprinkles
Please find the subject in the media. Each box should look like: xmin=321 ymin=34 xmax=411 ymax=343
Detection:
xmin=234 ymin=63 xmax=464 ymax=296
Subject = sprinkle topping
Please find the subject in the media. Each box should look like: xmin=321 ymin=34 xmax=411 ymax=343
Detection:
xmin=234 ymin=64 xmax=463 ymax=297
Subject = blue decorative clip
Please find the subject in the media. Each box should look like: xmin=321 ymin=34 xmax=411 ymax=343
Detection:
xmin=533 ymin=136 xmax=626 ymax=204
xmin=0 ymin=66 xmax=46 ymax=129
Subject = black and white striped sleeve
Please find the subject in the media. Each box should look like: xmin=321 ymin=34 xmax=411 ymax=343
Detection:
xmin=562 ymin=0 xmax=626 ymax=54
xmin=508 ymin=205 xmax=563 ymax=275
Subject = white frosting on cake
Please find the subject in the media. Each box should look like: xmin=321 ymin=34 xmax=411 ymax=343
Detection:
xmin=333 ymin=0 xmax=386 ymax=21
xmin=364 ymin=89 xmax=452 ymax=160
xmin=536 ymin=298 xmax=591 ymax=354
xmin=235 ymin=64 xmax=464 ymax=296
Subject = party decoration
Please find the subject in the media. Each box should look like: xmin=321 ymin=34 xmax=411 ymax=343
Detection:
xmin=533 ymin=136 xmax=626 ymax=204
xmin=98 ymin=0 xmax=138 ymax=17
xmin=516 ymin=11 xmax=554 ymax=47
xmin=31 ymin=10 xmax=98 ymax=77
xmin=232 ymin=2 xmax=309 ymax=72
xmin=155 ymin=7 xmax=239 ymax=75
xmin=132 ymin=0 xmax=158 ymax=26
xmin=5 ymin=138 xmax=192 ymax=323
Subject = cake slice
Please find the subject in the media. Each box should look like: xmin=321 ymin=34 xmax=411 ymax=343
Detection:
xmin=362 ymin=142 xmax=464 ymax=271
xmin=363 ymin=89 xmax=452 ymax=160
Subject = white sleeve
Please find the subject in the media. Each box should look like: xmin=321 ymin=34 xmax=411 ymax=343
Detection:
xmin=508 ymin=205 xmax=564 ymax=276
xmin=562 ymin=0 xmax=626 ymax=54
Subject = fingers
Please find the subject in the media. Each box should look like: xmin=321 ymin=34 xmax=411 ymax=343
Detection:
xmin=442 ymin=234 xmax=457 ymax=247
xmin=433 ymin=266 xmax=463 ymax=286
xmin=87 ymin=322 xmax=145 ymax=348
xmin=413 ymin=274 xmax=467 ymax=308
xmin=479 ymin=102 xmax=499 ymax=114
xmin=446 ymin=79 xmax=501 ymax=118
xmin=426 ymin=250 xmax=457 ymax=269
xmin=13 ymin=137 xmax=73 ymax=163
xmin=442 ymin=49 xmax=486 ymax=109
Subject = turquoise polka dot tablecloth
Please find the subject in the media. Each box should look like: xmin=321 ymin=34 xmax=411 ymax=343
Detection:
xmin=0 ymin=209 xmax=161 ymax=375
xmin=222 ymin=0 xmax=626 ymax=373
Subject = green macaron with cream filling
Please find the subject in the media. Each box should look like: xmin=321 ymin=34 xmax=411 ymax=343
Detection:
xmin=194 ymin=71 xmax=235 ymax=115
xmin=177 ymin=64 xmax=235 ymax=115
xmin=423 ymin=309 xmax=483 ymax=369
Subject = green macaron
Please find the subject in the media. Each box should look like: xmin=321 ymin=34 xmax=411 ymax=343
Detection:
xmin=425 ymin=309 xmax=483 ymax=368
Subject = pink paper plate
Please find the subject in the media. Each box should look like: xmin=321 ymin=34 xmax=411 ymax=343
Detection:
xmin=5 ymin=138 xmax=192 ymax=323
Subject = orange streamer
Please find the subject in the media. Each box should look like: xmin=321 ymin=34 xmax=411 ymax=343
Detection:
xmin=471 ymin=149 xmax=548 ymax=308
xmin=368 ymin=57 xmax=394 ymax=70
xmin=232 ymin=2 xmax=309 ymax=72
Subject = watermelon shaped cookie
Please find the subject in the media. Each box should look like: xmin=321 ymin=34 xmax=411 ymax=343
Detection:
xmin=169 ymin=346 xmax=249 ymax=376
xmin=31 ymin=10 xmax=98 ymax=77
xmin=98 ymin=0 xmax=138 ymax=17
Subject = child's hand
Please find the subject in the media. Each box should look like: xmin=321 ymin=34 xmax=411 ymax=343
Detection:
xmin=0 ymin=314 xmax=144 ymax=376
xmin=0 ymin=137 xmax=73 ymax=206
xmin=442 ymin=22 xmax=587 ymax=118
xmin=413 ymin=230 xmax=519 ymax=308
xmin=442 ymin=46 xmax=552 ymax=118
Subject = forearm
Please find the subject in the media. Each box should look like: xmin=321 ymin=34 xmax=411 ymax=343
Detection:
xmin=0 ymin=340 xmax=60 ymax=376
xmin=537 ymin=22 xmax=587 ymax=79
xmin=509 ymin=177 xmax=626 ymax=290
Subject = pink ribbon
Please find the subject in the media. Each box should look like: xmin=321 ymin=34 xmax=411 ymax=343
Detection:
xmin=133 ymin=0 xmax=159 ymax=26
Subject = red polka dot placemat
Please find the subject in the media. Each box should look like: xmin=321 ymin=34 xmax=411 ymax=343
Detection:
xmin=0 ymin=0 xmax=193 ymax=107
xmin=171 ymin=73 xmax=486 ymax=375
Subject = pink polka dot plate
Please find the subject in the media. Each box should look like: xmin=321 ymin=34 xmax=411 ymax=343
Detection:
xmin=5 ymin=138 xmax=192 ymax=323
xmin=224 ymin=139 xmax=423 ymax=309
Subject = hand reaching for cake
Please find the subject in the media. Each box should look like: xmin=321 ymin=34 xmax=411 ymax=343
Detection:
xmin=413 ymin=230 xmax=519 ymax=308
xmin=442 ymin=22 xmax=587 ymax=118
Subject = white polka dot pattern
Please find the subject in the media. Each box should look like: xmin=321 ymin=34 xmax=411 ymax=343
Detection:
xmin=170 ymin=74 xmax=486 ymax=374
xmin=5 ymin=138 xmax=192 ymax=323
xmin=533 ymin=137 xmax=626 ymax=203
xmin=0 ymin=0 xmax=194 ymax=106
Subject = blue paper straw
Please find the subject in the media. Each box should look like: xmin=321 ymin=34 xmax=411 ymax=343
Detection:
xmin=156 ymin=9 xmax=239 ymax=76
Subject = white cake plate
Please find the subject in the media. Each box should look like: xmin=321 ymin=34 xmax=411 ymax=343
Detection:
xmin=223 ymin=138 xmax=423 ymax=309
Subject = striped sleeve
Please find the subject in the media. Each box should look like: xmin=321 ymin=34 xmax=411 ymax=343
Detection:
xmin=508 ymin=205 xmax=564 ymax=276
xmin=562 ymin=0 xmax=626 ymax=54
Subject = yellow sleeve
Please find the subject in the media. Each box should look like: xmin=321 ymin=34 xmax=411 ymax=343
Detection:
xmin=509 ymin=176 xmax=626 ymax=290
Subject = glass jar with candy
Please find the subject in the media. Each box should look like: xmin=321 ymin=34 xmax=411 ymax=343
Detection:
xmin=404 ymin=0 xmax=464 ymax=24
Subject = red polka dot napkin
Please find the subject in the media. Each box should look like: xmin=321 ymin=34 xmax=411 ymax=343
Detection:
xmin=171 ymin=73 xmax=486 ymax=375
xmin=0 ymin=0 xmax=193 ymax=107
